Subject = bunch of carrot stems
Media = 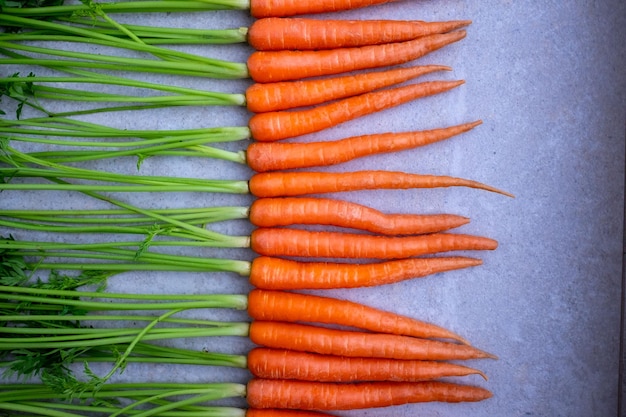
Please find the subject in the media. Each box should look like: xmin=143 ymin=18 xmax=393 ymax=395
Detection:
xmin=0 ymin=0 xmax=508 ymax=415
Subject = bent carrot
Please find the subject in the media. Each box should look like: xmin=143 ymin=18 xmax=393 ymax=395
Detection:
xmin=246 ymin=379 xmax=492 ymax=409
xmin=247 ymin=348 xmax=487 ymax=382
xmin=247 ymin=31 xmax=466 ymax=82
xmin=249 ymin=321 xmax=496 ymax=360
xmin=248 ymin=256 xmax=482 ymax=289
xmin=248 ymin=170 xmax=514 ymax=198
xmin=245 ymin=65 xmax=449 ymax=113
xmin=246 ymin=120 xmax=482 ymax=171
xmin=248 ymin=80 xmax=464 ymax=141
xmin=249 ymin=0 xmax=396 ymax=18
xmin=247 ymin=18 xmax=472 ymax=50
xmin=250 ymin=229 xmax=497 ymax=259
xmin=248 ymin=197 xmax=469 ymax=235
xmin=247 ymin=289 xmax=469 ymax=343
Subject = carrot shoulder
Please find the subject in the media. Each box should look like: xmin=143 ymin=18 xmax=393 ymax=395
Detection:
xmin=248 ymin=256 xmax=482 ymax=289
xmin=248 ymin=0 xmax=396 ymax=18
xmin=246 ymin=121 xmax=481 ymax=171
xmin=247 ymin=31 xmax=466 ymax=82
xmin=248 ymin=80 xmax=464 ymax=141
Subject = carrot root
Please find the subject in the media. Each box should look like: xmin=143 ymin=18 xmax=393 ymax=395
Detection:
xmin=249 ymin=0 xmax=397 ymax=18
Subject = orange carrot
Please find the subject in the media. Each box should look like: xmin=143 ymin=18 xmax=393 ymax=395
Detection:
xmin=248 ymin=170 xmax=514 ymax=198
xmin=245 ymin=65 xmax=449 ymax=113
xmin=249 ymin=0 xmax=396 ymax=18
xmin=247 ymin=348 xmax=487 ymax=382
xmin=247 ymin=18 xmax=472 ymax=50
xmin=249 ymin=321 xmax=497 ymax=360
xmin=247 ymin=31 xmax=466 ymax=82
xmin=250 ymin=229 xmax=498 ymax=259
xmin=248 ymin=256 xmax=482 ymax=289
xmin=246 ymin=121 xmax=482 ymax=171
xmin=246 ymin=410 xmax=338 ymax=417
xmin=248 ymin=80 xmax=464 ymax=141
xmin=248 ymin=197 xmax=469 ymax=235
xmin=247 ymin=289 xmax=469 ymax=343
xmin=246 ymin=379 xmax=493 ymax=409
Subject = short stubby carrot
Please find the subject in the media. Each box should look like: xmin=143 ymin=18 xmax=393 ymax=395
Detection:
xmin=248 ymin=197 xmax=469 ymax=235
xmin=247 ymin=289 xmax=469 ymax=343
xmin=247 ymin=18 xmax=472 ymax=50
xmin=247 ymin=31 xmax=466 ymax=83
xmin=245 ymin=65 xmax=449 ymax=113
xmin=248 ymin=321 xmax=497 ymax=360
xmin=246 ymin=121 xmax=482 ymax=172
xmin=248 ymin=256 xmax=482 ymax=289
xmin=248 ymin=80 xmax=464 ymax=141
xmin=246 ymin=379 xmax=493 ymax=409
xmin=248 ymin=170 xmax=514 ymax=197
xmin=249 ymin=0 xmax=396 ymax=18
xmin=247 ymin=348 xmax=487 ymax=382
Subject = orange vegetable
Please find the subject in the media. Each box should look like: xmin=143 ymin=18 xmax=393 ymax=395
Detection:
xmin=246 ymin=410 xmax=338 ymax=417
xmin=246 ymin=121 xmax=482 ymax=171
xmin=248 ymin=321 xmax=497 ymax=360
xmin=249 ymin=0 xmax=396 ymax=18
xmin=246 ymin=379 xmax=492 ymax=409
xmin=248 ymin=80 xmax=464 ymax=141
xmin=247 ymin=289 xmax=469 ymax=343
xmin=248 ymin=256 xmax=482 ymax=289
xmin=247 ymin=348 xmax=487 ymax=382
xmin=247 ymin=18 xmax=471 ymax=50
xmin=245 ymin=65 xmax=449 ymax=113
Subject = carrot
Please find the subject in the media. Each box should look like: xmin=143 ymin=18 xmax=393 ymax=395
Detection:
xmin=246 ymin=379 xmax=492 ymax=409
xmin=248 ymin=321 xmax=497 ymax=360
xmin=246 ymin=410 xmax=338 ymax=417
xmin=245 ymin=65 xmax=450 ymax=113
xmin=248 ymin=256 xmax=482 ymax=289
xmin=248 ymin=80 xmax=464 ymax=141
xmin=247 ymin=18 xmax=472 ymax=51
xmin=247 ymin=348 xmax=487 ymax=382
xmin=249 ymin=170 xmax=514 ymax=197
xmin=247 ymin=31 xmax=466 ymax=83
xmin=248 ymin=197 xmax=469 ymax=235
xmin=246 ymin=120 xmax=482 ymax=171
xmin=248 ymin=0 xmax=396 ymax=18
xmin=247 ymin=289 xmax=469 ymax=343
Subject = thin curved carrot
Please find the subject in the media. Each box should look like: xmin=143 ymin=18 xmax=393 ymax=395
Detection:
xmin=246 ymin=410 xmax=338 ymax=417
xmin=248 ymin=197 xmax=469 ymax=235
xmin=245 ymin=65 xmax=449 ymax=113
xmin=247 ymin=289 xmax=469 ymax=343
xmin=247 ymin=31 xmax=466 ymax=82
xmin=249 ymin=321 xmax=497 ymax=360
xmin=246 ymin=121 xmax=481 ymax=171
xmin=247 ymin=348 xmax=487 ymax=382
xmin=248 ymin=80 xmax=464 ymax=141
xmin=250 ymin=229 xmax=498 ymax=259
xmin=247 ymin=18 xmax=472 ymax=50
xmin=248 ymin=256 xmax=482 ymax=289
xmin=246 ymin=379 xmax=493 ymax=409
xmin=248 ymin=0 xmax=396 ymax=18
xmin=248 ymin=170 xmax=515 ymax=198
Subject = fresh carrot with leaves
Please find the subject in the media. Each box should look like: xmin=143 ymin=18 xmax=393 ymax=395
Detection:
xmin=249 ymin=80 xmax=465 ymax=141
xmin=247 ymin=348 xmax=487 ymax=382
xmin=249 ymin=321 xmax=497 ymax=360
xmin=247 ymin=31 xmax=466 ymax=83
xmin=246 ymin=379 xmax=493 ymax=410
xmin=246 ymin=120 xmax=482 ymax=171
xmin=247 ymin=18 xmax=472 ymax=50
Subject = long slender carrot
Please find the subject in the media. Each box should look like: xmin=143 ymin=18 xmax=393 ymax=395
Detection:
xmin=246 ymin=121 xmax=482 ymax=172
xmin=249 ymin=170 xmax=514 ymax=198
xmin=247 ymin=18 xmax=472 ymax=50
xmin=249 ymin=321 xmax=497 ymax=360
xmin=247 ymin=289 xmax=469 ymax=343
xmin=246 ymin=410 xmax=339 ymax=417
xmin=248 ymin=197 xmax=469 ymax=235
xmin=248 ymin=0 xmax=396 ymax=18
xmin=247 ymin=348 xmax=487 ymax=382
xmin=247 ymin=31 xmax=466 ymax=83
xmin=246 ymin=379 xmax=492 ymax=409
xmin=248 ymin=256 xmax=482 ymax=289
xmin=248 ymin=80 xmax=464 ymax=141
xmin=245 ymin=65 xmax=450 ymax=113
